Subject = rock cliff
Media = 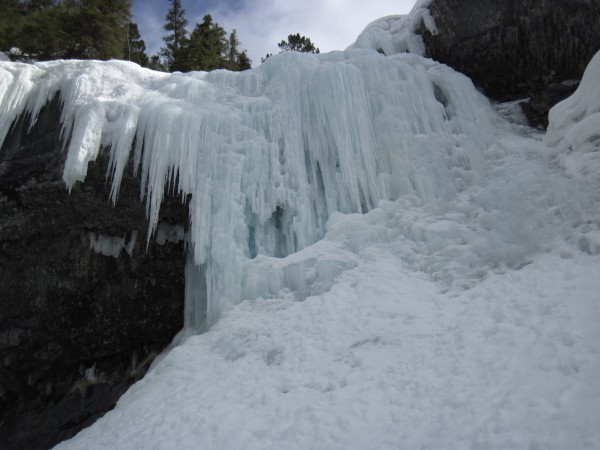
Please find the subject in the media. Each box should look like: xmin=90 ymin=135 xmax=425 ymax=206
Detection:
xmin=421 ymin=0 xmax=600 ymax=127
xmin=0 ymin=95 xmax=187 ymax=450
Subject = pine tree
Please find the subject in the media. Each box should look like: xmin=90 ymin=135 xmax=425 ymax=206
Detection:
xmin=187 ymin=14 xmax=227 ymax=71
xmin=227 ymin=30 xmax=252 ymax=71
xmin=278 ymin=33 xmax=320 ymax=54
xmin=149 ymin=54 xmax=167 ymax=71
xmin=62 ymin=0 xmax=132 ymax=60
xmin=0 ymin=0 xmax=23 ymax=56
xmin=160 ymin=0 xmax=188 ymax=72
xmin=6 ymin=0 xmax=70 ymax=60
xmin=226 ymin=29 xmax=240 ymax=69
xmin=236 ymin=50 xmax=251 ymax=71
xmin=1 ymin=0 xmax=133 ymax=61
xmin=125 ymin=22 xmax=149 ymax=67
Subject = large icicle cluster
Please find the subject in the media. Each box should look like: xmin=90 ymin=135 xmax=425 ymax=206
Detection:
xmin=0 ymin=45 xmax=498 ymax=327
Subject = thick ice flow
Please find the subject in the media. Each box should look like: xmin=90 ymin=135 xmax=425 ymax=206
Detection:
xmin=1 ymin=49 xmax=497 ymax=326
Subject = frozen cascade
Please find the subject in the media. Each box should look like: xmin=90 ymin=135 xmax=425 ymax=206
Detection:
xmin=0 ymin=49 xmax=501 ymax=328
xmin=1 ymin=3 xmax=595 ymax=444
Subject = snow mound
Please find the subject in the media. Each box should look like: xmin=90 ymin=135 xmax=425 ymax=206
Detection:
xmin=545 ymin=50 xmax=600 ymax=179
xmin=348 ymin=0 xmax=436 ymax=56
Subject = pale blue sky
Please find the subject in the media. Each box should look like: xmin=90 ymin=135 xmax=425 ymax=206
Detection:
xmin=133 ymin=0 xmax=417 ymax=67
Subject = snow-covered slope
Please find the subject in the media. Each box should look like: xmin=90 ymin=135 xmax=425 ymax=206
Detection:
xmin=1 ymin=18 xmax=599 ymax=450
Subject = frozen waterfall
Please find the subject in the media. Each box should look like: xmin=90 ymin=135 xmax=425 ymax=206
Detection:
xmin=1 ymin=47 xmax=500 ymax=329
xmin=3 ymin=5 xmax=600 ymax=447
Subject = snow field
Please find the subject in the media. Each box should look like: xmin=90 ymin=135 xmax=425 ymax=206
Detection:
xmin=53 ymin=241 xmax=600 ymax=449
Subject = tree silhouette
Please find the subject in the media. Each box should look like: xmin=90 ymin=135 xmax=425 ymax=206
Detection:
xmin=278 ymin=33 xmax=319 ymax=54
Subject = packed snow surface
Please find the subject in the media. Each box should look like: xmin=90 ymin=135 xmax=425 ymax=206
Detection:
xmin=1 ymin=15 xmax=599 ymax=448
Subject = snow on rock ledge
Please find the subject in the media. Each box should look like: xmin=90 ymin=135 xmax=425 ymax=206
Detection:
xmin=545 ymin=50 xmax=600 ymax=158
xmin=88 ymin=231 xmax=138 ymax=258
xmin=348 ymin=0 xmax=436 ymax=56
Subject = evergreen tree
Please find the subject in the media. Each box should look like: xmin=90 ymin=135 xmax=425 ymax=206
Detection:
xmin=0 ymin=0 xmax=24 ymax=57
xmin=186 ymin=18 xmax=251 ymax=72
xmin=226 ymin=29 xmax=240 ymax=69
xmin=160 ymin=0 xmax=188 ymax=72
xmin=236 ymin=50 xmax=251 ymax=70
xmin=227 ymin=30 xmax=252 ymax=70
xmin=125 ymin=22 xmax=149 ymax=67
xmin=187 ymin=14 xmax=227 ymax=71
xmin=1 ymin=0 xmax=134 ymax=62
xmin=61 ymin=0 xmax=132 ymax=60
xmin=149 ymin=54 xmax=167 ymax=71
xmin=278 ymin=33 xmax=320 ymax=54
xmin=7 ymin=0 xmax=68 ymax=60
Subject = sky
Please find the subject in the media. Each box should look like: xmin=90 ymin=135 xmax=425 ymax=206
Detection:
xmin=133 ymin=0 xmax=418 ymax=67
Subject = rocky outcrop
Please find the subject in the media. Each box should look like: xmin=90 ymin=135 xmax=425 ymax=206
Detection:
xmin=420 ymin=0 xmax=600 ymax=127
xmin=0 ymin=95 xmax=188 ymax=449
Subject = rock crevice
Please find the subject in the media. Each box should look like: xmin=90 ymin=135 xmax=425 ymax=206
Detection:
xmin=420 ymin=0 xmax=600 ymax=126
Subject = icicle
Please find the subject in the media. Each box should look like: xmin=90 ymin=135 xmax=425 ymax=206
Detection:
xmin=0 ymin=42 xmax=496 ymax=328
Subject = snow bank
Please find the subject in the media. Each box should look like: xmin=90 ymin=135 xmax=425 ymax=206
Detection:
xmin=545 ymin=50 xmax=600 ymax=178
xmin=348 ymin=0 xmax=436 ymax=55
xmin=54 ymin=225 xmax=600 ymax=450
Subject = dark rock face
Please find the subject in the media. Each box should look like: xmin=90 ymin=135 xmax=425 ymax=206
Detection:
xmin=0 ymin=95 xmax=187 ymax=449
xmin=421 ymin=0 xmax=600 ymax=127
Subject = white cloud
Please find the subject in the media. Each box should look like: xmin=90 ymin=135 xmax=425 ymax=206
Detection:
xmin=212 ymin=0 xmax=417 ymax=65
xmin=136 ymin=0 xmax=418 ymax=67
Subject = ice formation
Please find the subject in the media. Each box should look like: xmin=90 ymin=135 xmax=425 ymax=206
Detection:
xmin=0 ymin=44 xmax=502 ymax=328
xmin=2 ymin=5 xmax=600 ymax=449
xmin=88 ymin=231 xmax=138 ymax=258
xmin=2 ymin=40 xmax=597 ymax=330
xmin=155 ymin=223 xmax=185 ymax=245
